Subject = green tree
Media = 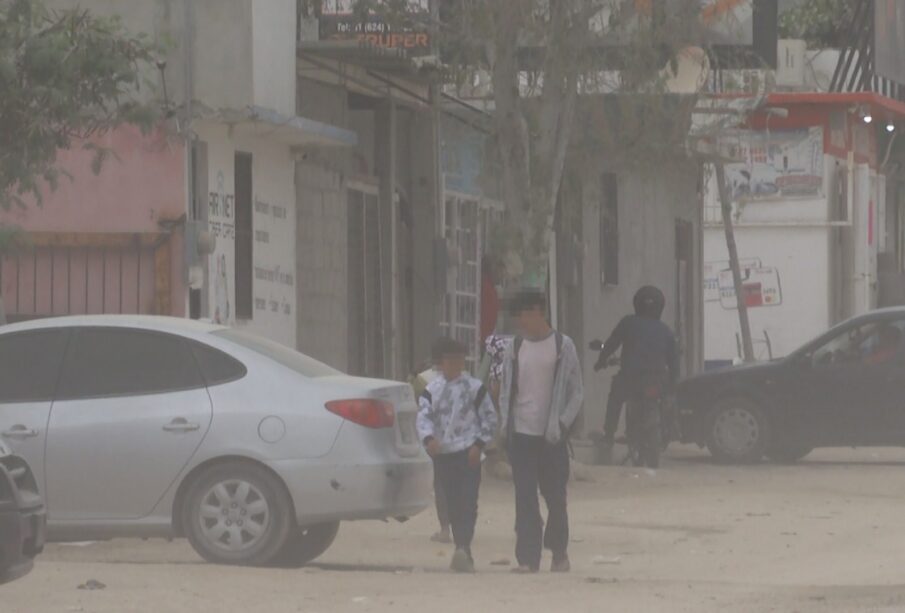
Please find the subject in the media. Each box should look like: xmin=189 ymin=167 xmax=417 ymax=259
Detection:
xmin=778 ymin=0 xmax=857 ymax=48
xmin=344 ymin=0 xmax=708 ymax=285
xmin=0 ymin=0 xmax=157 ymax=212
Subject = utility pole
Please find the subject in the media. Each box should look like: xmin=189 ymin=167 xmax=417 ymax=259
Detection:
xmin=715 ymin=163 xmax=755 ymax=362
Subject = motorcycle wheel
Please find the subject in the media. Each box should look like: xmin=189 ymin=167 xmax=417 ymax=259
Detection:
xmin=643 ymin=405 xmax=662 ymax=468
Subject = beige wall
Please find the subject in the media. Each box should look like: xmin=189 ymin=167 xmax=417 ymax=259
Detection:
xmin=194 ymin=120 xmax=298 ymax=345
xmin=49 ymin=0 xmax=295 ymax=116
xmin=252 ymin=0 xmax=297 ymax=116
xmin=579 ymin=163 xmax=704 ymax=433
xmin=192 ymin=0 xmax=254 ymax=112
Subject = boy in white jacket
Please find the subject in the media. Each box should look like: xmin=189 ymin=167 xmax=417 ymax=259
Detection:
xmin=417 ymin=337 xmax=497 ymax=572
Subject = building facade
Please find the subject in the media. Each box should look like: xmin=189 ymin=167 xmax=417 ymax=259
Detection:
xmin=554 ymin=98 xmax=705 ymax=434
xmin=703 ymin=93 xmax=905 ymax=366
xmin=0 ymin=0 xmax=357 ymax=349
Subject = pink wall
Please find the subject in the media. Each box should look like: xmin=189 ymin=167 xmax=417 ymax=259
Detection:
xmin=1 ymin=125 xmax=186 ymax=232
xmin=0 ymin=125 xmax=188 ymax=318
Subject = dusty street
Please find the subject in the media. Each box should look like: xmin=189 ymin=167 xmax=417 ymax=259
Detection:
xmin=5 ymin=446 xmax=905 ymax=613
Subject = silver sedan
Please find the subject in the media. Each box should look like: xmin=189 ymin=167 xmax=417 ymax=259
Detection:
xmin=0 ymin=315 xmax=431 ymax=566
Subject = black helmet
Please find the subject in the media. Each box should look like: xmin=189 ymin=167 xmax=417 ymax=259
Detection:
xmin=633 ymin=285 xmax=665 ymax=319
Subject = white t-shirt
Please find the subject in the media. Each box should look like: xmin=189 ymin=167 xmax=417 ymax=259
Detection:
xmin=514 ymin=333 xmax=558 ymax=436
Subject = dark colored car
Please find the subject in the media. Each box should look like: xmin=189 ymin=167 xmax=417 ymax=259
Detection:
xmin=678 ymin=308 xmax=905 ymax=463
xmin=0 ymin=442 xmax=45 ymax=584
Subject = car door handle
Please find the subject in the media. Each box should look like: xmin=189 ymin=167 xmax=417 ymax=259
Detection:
xmin=1 ymin=425 xmax=39 ymax=440
xmin=162 ymin=418 xmax=201 ymax=433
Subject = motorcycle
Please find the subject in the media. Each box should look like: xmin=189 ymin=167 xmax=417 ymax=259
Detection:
xmin=589 ymin=340 xmax=678 ymax=468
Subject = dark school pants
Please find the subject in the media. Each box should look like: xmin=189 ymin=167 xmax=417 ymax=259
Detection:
xmin=433 ymin=449 xmax=482 ymax=553
xmin=509 ymin=432 xmax=570 ymax=569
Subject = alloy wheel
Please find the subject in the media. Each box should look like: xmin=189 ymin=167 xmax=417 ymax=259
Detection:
xmin=197 ymin=479 xmax=271 ymax=554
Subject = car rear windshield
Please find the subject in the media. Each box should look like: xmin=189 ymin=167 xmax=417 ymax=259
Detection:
xmin=213 ymin=329 xmax=341 ymax=377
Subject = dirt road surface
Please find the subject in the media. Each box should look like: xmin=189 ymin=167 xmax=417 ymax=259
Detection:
xmin=6 ymin=446 xmax=905 ymax=613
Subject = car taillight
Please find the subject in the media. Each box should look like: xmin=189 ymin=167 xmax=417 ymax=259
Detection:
xmin=326 ymin=399 xmax=395 ymax=429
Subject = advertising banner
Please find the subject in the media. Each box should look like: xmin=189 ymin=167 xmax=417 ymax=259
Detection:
xmin=319 ymin=0 xmax=431 ymax=52
xmin=724 ymin=127 xmax=824 ymax=202
xmin=718 ymin=266 xmax=782 ymax=309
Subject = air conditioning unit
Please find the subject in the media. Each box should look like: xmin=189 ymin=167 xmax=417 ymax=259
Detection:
xmin=776 ymin=39 xmax=807 ymax=88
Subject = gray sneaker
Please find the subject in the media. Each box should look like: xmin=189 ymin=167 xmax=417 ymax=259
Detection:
xmin=450 ymin=548 xmax=475 ymax=573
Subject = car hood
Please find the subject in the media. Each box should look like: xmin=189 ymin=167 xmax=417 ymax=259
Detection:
xmin=680 ymin=359 xmax=784 ymax=388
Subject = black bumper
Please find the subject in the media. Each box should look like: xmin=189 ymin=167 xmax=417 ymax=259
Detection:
xmin=0 ymin=464 xmax=46 ymax=585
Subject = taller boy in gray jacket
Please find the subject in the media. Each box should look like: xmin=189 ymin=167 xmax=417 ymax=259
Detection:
xmin=498 ymin=290 xmax=583 ymax=574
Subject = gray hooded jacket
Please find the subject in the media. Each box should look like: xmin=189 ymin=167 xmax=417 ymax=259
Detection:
xmin=499 ymin=331 xmax=584 ymax=445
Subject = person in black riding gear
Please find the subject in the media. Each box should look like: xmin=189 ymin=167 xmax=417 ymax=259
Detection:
xmin=595 ymin=286 xmax=679 ymax=444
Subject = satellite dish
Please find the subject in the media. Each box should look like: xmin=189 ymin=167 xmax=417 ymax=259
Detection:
xmin=662 ymin=46 xmax=710 ymax=94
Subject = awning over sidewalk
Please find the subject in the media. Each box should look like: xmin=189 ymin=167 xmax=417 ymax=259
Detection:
xmin=214 ymin=106 xmax=359 ymax=148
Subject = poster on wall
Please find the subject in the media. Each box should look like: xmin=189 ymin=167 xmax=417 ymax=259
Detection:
xmin=208 ymin=170 xmax=235 ymax=325
xmin=704 ymin=257 xmax=761 ymax=302
xmin=725 ymin=127 xmax=824 ymax=202
xmin=319 ymin=0 xmax=431 ymax=52
xmin=718 ymin=266 xmax=782 ymax=309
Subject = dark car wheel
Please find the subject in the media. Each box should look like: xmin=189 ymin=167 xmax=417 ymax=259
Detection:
xmin=182 ymin=461 xmax=294 ymax=566
xmin=707 ymin=397 xmax=771 ymax=464
xmin=767 ymin=442 xmax=813 ymax=464
xmin=271 ymin=521 xmax=340 ymax=568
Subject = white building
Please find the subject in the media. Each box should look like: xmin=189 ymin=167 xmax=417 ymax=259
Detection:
xmin=704 ymin=93 xmax=905 ymax=367
xmin=39 ymin=0 xmax=358 ymax=347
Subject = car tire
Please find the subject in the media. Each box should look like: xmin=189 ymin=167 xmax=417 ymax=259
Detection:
xmin=182 ymin=461 xmax=294 ymax=566
xmin=767 ymin=442 xmax=813 ymax=464
xmin=706 ymin=396 xmax=770 ymax=464
xmin=270 ymin=522 xmax=340 ymax=568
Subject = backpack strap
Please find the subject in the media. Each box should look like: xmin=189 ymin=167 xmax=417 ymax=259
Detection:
xmin=471 ymin=382 xmax=489 ymax=444
xmin=504 ymin=337 xmax=524 ymax=444
xmin=473 ymin=384 xmax=488 ymax=414
xmin=514 ymin=336 xmax=524 ymax=356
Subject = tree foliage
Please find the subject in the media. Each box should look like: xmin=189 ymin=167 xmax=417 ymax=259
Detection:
xmin=0 ymin=0 xmax=157 ymax=210
xmin=309 ymin=0 xmax=712 ymax=282
xmin=438 ymin=0 xmax=707 ymax=280
xmin=778 ymin=0 xmax=858 ymax=48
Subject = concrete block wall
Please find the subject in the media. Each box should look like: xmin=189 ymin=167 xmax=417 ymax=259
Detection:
xmin=295 ymin=159 xmax=348 ymax=370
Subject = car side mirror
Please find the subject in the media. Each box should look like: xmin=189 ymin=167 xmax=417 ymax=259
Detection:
xmin=589 ymin=340 xmax=603 ymax=351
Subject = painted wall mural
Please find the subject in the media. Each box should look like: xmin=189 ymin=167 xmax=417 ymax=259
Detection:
xmin=725 ymin=127 xmax=824 ymax=201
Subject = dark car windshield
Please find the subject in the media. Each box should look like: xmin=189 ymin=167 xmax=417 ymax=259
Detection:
xmin=793 ymin=315 xmax=905 ymax=359
xmin=213 ymin=329 xmax=341 ymax=378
